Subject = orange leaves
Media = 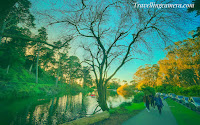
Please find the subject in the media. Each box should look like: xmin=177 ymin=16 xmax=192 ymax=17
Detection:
xmin=134 ymin=32 xmax=200 ymax=87
xmin=117 ymin=84 xmax=134 ymax=97
xmin=134 ymin=64 xmax=159 ymax=89
xmin=157 ymin=33 xmax=200 ymax=86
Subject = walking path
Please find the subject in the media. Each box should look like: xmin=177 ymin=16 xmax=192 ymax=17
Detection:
xmin=122 ymin=100 xmax=178 ymax=125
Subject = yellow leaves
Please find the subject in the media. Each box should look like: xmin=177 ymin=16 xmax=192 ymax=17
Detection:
xmin=136 ymin=82 xmax=144 ymax=90
xmin=156 ymin=78 xmax=162 ymax=86
xmin=133 ymin=32 xmax=200 ymax=87
xmin=188 ymin=30 xmax=195 ymax=36
xmin=117 ymin=84 xmax=134 ymax=97
xmin=134 ymin=64 xmax=159 ymax=88
xmin=117 ymin=84 xmax=128 ymax=96
xmin=156 ymin=31 xmax=200 ymax=86
xmin=174 ymin=41 xmax=182 ymax=46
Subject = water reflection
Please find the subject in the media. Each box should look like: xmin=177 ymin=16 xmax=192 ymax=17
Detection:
xmin=28 ymin=93 xmax=87 ymax=125
xmin=0 ymin=90 xmax=134 ymax=125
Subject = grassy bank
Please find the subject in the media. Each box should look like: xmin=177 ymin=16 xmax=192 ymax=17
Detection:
xmin=0 ymin=81 xmax=93 ymax=99
xmin=93 ymin=102 xmax=145 ymax=125
xmin=0 ymin=67 xmax=93 ymax=99
xmin=166 ymin=99 xmax=200 ymax=125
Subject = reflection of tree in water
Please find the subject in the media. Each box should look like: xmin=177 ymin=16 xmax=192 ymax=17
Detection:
xmin=81 ymin=92 xmax=87 ymax=117
xmin=5 ymin=93 xmax=88 ymax=125
xmin=107 ymin=92 xmax=134 ymax=108
xmin=37 ymin=93 xmax=88 ymax=124
xmin=0 ymin=98 xmax=50 ymax=125
xmin=1 ymin=91 xmax=133 ymax=125
xmin=9 ymin=100 xmax=34 ymax=125
xmin=47 ymin=97 xmax=59 ymax=125
xmin=29 ymin=99 xmax=53 ymax=125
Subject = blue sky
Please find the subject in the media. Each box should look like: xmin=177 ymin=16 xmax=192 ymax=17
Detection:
xmin=29 ymin=0 xmax=200 ymax=82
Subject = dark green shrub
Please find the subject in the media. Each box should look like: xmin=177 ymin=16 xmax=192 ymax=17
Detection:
xmin=0 ymin=68 xmax=13 ymax=81
xmin=186 ymin=85 xmax=200 ymax=96
xmin=119 ymin=102 xmax=132 ymax=108
xmin=142 ymin=86 xmax=155 ymax=96
xmin=133 ymin=92 xmax=144 ymax=103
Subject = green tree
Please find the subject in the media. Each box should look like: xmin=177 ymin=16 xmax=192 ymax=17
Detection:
xmin=81 ymin=66 xmax=93 ymax=88
xmin=134 ymin=64 xmax=159 ymax=89
xmin=35 ymin=27 xmax=48 ymax=84
xmin=141 ymin=86 xmax=155 ymax=96
xmin=0 ymin=0 xmax=35 ymax=44
xmin=60 ymin=56 xmax=82 ymax=85
xmin=157 ymin=34 xmax=200 ymax=87
xmin=0 ymin=27 xmax=32 ymax=73
xmin=107 ymin=79 xmax=120 ymax=89
xmin=54 ymin=41 xmax=70 ymax=86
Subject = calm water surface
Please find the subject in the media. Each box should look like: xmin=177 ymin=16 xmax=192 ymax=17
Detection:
xmin=0 ymin=90 xmax=134 ymax=125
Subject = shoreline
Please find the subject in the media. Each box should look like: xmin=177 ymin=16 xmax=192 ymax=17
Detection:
xmin=0 ymin=81 xmax=93 ymax=100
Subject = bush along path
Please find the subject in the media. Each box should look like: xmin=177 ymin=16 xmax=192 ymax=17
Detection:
xmin=122 ymin=99 xmax=178 ymax=125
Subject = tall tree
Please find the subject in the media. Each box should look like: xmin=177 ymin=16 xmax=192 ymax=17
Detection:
xmin=53 ymin=40 xmax=70 ymax=86
xmin=0 ymin=26 xmax=32 ymax=73
xmin=157 ymin=33 xmax=200 ymax=87
xmin=134 ymin=64 xmax=159 ymax=88
xmin=81 ymin=66 xmax=93 ymax=88
xmin=65 ymin=56 xmax=82 ymax=85
xmin=0 ymin=0 xmax=35 ymax=44
xmin=35 ymin=27 xmax=48 ymax=84
xmin=42 ymin=0 xmax=191 ymax=111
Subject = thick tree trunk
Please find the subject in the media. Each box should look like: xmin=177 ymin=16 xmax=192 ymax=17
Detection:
xmin=97 ymin=81 xmax=109 ymax=111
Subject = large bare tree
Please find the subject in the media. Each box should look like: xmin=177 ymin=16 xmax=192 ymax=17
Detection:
xmin=41 ymin=0 xmax=191 ymax=111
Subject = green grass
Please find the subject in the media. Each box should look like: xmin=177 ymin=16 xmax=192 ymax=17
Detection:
xmin=166 ymin=99 xmax=200 ymax=125
xmin=124 ymin=102 xmax=145 ymax=111
xmin=109 ymin=102 xmax=145 ymax=114
xmin=96 ymin=102 xmax=145 ymax=125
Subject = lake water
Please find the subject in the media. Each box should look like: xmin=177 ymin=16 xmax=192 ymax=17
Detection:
xmin=0 ymin=90 xmax=134 ymax=125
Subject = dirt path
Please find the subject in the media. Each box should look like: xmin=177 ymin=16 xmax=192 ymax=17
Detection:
xmin=122 ymin=99 xmax=178 ymax=125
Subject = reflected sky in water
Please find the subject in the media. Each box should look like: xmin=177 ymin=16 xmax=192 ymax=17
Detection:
xmin=0 ymin=90 xmax=134 ymax=125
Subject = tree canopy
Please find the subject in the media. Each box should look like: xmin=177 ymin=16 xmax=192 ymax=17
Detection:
xmin=133 ymin=31 xmax=200 ymax=88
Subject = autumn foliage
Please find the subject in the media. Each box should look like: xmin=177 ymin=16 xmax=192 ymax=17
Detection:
xmin=117 ymin=84 xmax=135 ymax=97
xmin=134 ymin=32 xmax=200 ymax=88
